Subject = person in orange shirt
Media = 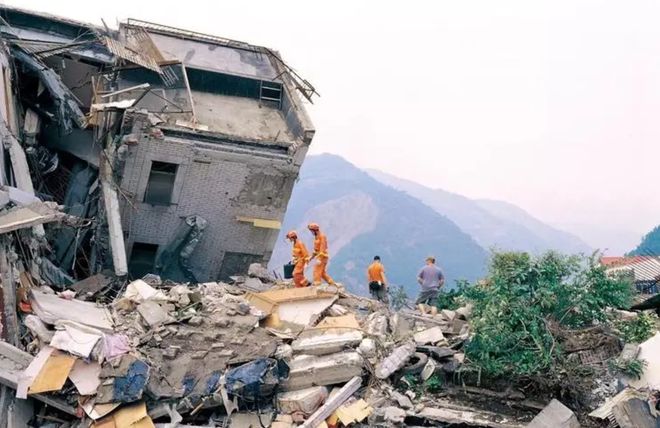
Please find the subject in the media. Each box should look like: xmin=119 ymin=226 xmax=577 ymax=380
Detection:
xmin=367 ymin=256 xmax=389 ymax=304
xmin=286 ymin=230 xmax=310 ymax=288
xmin=307 ymin=223 xmax=335 ymax=286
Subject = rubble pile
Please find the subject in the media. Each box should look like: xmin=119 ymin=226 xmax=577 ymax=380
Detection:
xmin=0 ymin=262 xmax=539 ymax=428
xmin=0 ymin=5 xmax=657 ymax=428
xmin=1 ymin=261 xmax=660 ymax=427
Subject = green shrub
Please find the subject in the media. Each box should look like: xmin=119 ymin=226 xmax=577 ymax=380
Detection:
xmin=425 ymin=374 xmax=444 ymax=393
xmin=609 ymin=358 xmax=647 ymax=380
xmin=617 ymin=312 xmax=656 ymax=344
xmin=435 ymin=280 xmax=471 ymax=310
xmin=464 ymin=251 xmax=633 ymax=379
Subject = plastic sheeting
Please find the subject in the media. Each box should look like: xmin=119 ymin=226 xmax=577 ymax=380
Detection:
xmin=225 ymin=358 xmax=287 ymax=402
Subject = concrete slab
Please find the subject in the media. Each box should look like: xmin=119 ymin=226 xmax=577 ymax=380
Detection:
xmin=192 ymin=91 xmax=295 ymax=144
xmin=137 ymin=300 xmax=176 ymax=328
xmin=229 ymin=412 xmax=273 ymax=428
xmin=628 ymin=333 xmax=660 ymax=390
xmin=247 ymin=287 xmax=338 ymax=327
xmin=375 ymin=343 xmax=416 ymax=380
xmin=419 ymin=407 xmax=525 ymax=428
xmin=277 ymin=386 xmax=328 ymax=415
xmin=281 ymin=352 xmax=363 ymax=391
xmin=291 ymin=330 xmax=363 ymax=356
xmin=527 ymin=399 xmax=580 ymax=428
xmin=30 ymin=290 xmax=114 ymax=331
xmin=300 ymin=377 xmax=362 ymax=428
xmin=413 ymin=326 xmax=445 ymax=345
xmin=612 ymin=397 xmax=657 ymax=428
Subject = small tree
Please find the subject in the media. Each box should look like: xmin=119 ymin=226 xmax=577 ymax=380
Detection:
xmin=389 ymin=285 xmax=410 ymax=310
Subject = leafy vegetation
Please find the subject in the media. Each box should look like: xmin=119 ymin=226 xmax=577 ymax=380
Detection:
xmin=628 ymin=224 xmax=660 ymax=256
xmin=609 ymin=358 xmax=647 ymax=380
xmin=389 ymin=285 xmax=410 ymax=311
xmin=464 ymin=251 xmax=633 ymax=379
xmin=399 ymin=373 xmax=444 ymax=394
xmin=400 ymin=374 xmax=423 ymax=395
xmin=616 ymin=312 xmax=656 ymax=344
xmin=425 ymin=374 xmax=444 ymax=393
xmin=435 ymin=280 xmax=471 ymax=310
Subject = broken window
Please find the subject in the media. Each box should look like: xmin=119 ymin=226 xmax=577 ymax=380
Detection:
xmin=144 ymin=161 xmax=177 ymax=205
xmin=128 ymin=242 xmax=159 ymax=278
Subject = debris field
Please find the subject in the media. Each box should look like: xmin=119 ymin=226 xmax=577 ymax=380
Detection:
xmin=0 ymin=4 xmax=657 ymax=428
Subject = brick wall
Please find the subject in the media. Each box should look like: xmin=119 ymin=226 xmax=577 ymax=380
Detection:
xmin=118 ymin=127 xmax=301 ymax=281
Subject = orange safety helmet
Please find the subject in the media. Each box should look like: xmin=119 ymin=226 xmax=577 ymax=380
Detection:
xmin=286 ymin=230 xmax=298 ymax=240
xmin=307 ymin=223 xmax=320 ymax=232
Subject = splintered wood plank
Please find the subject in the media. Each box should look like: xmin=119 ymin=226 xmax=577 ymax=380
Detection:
xmin=113 ymin=402 xmax=152 ymax=427
xmin=28 ymin=352 xmax=76 ymax=394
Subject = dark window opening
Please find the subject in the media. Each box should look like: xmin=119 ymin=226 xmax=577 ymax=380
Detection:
xmin=144 ymin=161 xmax=178 ymax=205
xmin=260 ymin=85 xmax=281 ymax=100
xmin=260 ymin=81 xmax=282 ymax=108
xmin=129 ymin=242 xmax=159 ymax=279
xmin=217 ymin=252 xmax=263 ymax=281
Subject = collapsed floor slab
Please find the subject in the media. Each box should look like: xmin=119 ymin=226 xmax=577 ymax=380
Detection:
xmin=280 ymin=352 xmax=363 ymax=391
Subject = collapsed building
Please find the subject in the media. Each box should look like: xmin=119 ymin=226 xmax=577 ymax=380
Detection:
xmin=1 ymin=5 xmax=660 ymax=428
xmin=0 ymin=5 xmax=317 ymax=288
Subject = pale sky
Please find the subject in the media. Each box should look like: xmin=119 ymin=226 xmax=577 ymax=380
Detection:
xmin=6 ymin=0 xmax=660 ymax=253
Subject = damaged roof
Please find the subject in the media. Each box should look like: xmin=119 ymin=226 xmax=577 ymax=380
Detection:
xmin=123 ymin=19 xmax=282 ymax=81
xmin=0 ymin=4 xmax=315 ymax=146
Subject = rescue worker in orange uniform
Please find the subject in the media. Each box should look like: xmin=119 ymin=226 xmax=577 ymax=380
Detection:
xmin=287 ymin=230 xmax=310 ymax=288
xmin=307 ymin=223 xmax=336 ymax=286
xmin=367 ymin=256 xmax=389 ymax=304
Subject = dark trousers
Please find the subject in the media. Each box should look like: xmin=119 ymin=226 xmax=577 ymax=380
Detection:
xmin=369 ymin=281 xmax=389 ymax=304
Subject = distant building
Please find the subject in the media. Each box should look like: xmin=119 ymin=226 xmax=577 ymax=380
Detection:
xmin=0 ymin=7 xmax=316 ymax=282
xmin=601 ymin=256 xmax=660 ymax=293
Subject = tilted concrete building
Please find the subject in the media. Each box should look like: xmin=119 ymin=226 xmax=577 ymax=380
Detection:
xmin=0 ymin=6 xmax=316 ymax=283
xmin=112 ymin=21 xmax=315 ymax=281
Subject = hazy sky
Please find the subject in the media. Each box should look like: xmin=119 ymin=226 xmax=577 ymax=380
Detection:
xmin=6 ymin=0 xmax=660 ymax=253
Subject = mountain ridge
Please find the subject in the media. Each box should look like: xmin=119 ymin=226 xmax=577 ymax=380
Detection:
xmin=367 ymin=169 xmax=591 ymax=255
xmin=270 ymin=154 xmax=488 ymax=297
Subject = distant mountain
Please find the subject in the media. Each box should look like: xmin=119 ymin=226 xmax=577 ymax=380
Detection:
xmin=548 ymin=221 xmax=639 ymax=256
xmin=474 ymin=199 xmax=591 ymax=254
xmin=269 ymin=154 xmax=488 ymax=297
xmin=628 ymin=225 xmax=660 ymax=256
xmin=368 ymin=170 xmax=591 ymax=255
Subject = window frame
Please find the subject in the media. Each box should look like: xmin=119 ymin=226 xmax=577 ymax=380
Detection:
xmin=143 ymin=160 xmax=178 ymax=206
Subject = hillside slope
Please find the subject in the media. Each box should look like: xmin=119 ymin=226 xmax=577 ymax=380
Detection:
xmin=475 ymin=199 xmax=591 ymax=254
xmin=368 ymin=170 xmax=591 ymax=254
xmin=628 ymin=225 xmax=660 ymax=256
xmin=270 ymin=155 xmax=488 ymax=297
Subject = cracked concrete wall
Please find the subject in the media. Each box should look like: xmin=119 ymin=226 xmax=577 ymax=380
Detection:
xmin=117 ymin=115 xmax=301 ymax=281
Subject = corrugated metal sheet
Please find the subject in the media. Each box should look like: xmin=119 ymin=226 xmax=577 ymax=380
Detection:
xmin=12 ymin=40 xmax=63 ymax=55
xmin=103 ymin=36 xmax=161 ymax=73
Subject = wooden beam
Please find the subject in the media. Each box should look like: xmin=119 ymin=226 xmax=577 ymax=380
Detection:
xmin=301 ymin=376 xmax=361 ymax=428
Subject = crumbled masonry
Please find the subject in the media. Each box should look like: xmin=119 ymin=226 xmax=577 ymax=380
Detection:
xmin=2 ymin=269 xmax=658 ymax=427
xmin=0 ymin=4 xmax=658 ymax=428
